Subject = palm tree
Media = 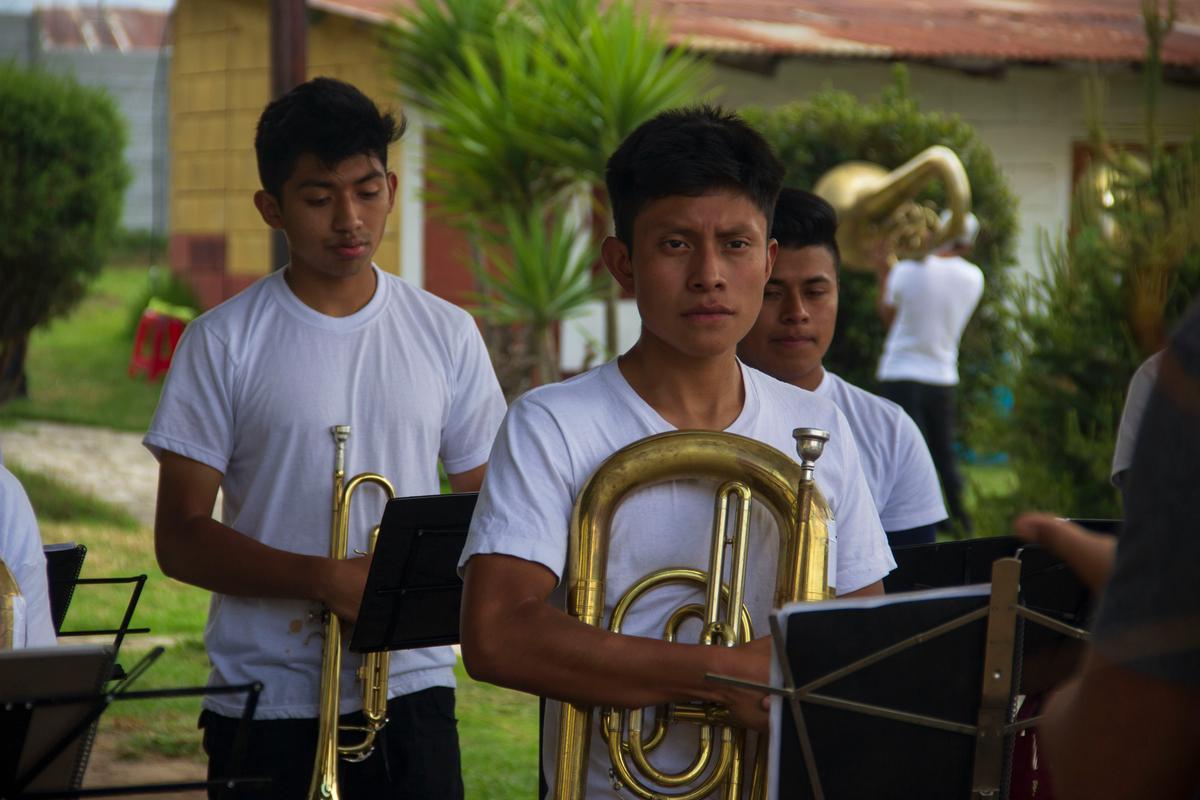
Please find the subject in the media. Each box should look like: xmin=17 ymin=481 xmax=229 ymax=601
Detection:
xmin=384 ymin=0 xmax=706 ymax=388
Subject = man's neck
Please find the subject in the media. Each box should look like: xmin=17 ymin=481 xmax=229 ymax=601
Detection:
xmin=794 ymin=364 xmax=826 ymax=393
xmin=283 ymin=263 xmax=377 ymax=317
xmin=617 ymin=338 xmax=744 ymax=430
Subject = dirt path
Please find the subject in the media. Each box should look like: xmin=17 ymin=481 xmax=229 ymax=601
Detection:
xmin=0 ymin=420 xmax=159 ymax=525
xmin=82 ymin=737 xmax=206 ymax=797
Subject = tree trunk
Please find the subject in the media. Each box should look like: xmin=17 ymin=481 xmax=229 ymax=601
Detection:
xmin=0 ymin=332 xmax=30 ymax=405
xmin=533 ymin=324 xmax=560 ymax=386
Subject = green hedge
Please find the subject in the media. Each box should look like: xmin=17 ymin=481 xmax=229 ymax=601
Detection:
xmin=743 ymin=68 xmax=1019 ymax=453
xmin=0 ymin=63 xmax=129 ymax=399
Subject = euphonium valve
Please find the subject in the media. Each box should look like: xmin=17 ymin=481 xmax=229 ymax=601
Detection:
xmin=307 ymin=425 xmax=397 ymax=800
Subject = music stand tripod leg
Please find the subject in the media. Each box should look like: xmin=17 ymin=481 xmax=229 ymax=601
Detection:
xmin=971 ymin=557 xmax=1021 ymax=799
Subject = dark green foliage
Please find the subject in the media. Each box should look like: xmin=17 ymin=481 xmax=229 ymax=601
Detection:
xmin=993 ymin=138 xmax=1200 ymax=520
xmin=743 ymin=69 xmax=1020 ymax=451
xmin=0 ymin=63 xmax=129 ymax=400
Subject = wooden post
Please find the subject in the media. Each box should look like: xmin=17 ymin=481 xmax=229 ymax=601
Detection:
xmin=269 ymin=0 xmax=307 ymax=271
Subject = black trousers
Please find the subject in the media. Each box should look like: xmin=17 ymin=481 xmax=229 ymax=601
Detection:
xmin=201 ymin=687 xmax=464 ymax=799
xmin=878 ymin=380 xmax=971 ymax=535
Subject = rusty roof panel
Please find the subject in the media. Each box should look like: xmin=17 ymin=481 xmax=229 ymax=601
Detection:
xmin=39 ymin=6 xmax=169 ymax=52
xmin=317 ymin=0 xmax=1200 ymax=66
xmin=657 ymin=0 xmax=1200 ymax=66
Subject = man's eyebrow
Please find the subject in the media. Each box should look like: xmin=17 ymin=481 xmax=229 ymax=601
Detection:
xmin=352 ymin=169 xmax=385 ymax=185
xmin=803 ymin=274 xmax=833 ymax=284
xmin=296 ymin=178 xmax=336 ymax=190
xmin=295 ymin=170 xmax=384 ymax=191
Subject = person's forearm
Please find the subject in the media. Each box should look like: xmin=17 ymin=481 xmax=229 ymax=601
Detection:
xmin=156 ymin=514 xmax=328 ymax=603
xmin=462 ymin=591 xmax=765 ymax=715
xmin=875 ymin=269 xmax=896 ymax=329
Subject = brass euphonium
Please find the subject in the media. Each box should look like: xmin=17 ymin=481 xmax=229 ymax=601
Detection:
xmin=554 ymin=427 xmax=834 ymax=799
xmin=813 ymin=144 xmax=972 ymax=270
xmin=1 ymin=558 xmax=23 ymax=650
xmin=307 ymin=425 xmax=397 ymax=800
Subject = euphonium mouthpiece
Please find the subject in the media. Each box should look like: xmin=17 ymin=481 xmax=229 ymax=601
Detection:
xmin=792 ymin=428 xmax=830 ymax=481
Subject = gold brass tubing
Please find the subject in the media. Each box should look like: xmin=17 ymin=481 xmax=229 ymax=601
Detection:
xmin=306 ymin=426 xmax=397 ymax=799
xmin=554 ymin=430 xmax=832 ymax=799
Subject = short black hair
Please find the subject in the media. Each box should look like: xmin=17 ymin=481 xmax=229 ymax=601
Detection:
xmin=605 ymin=105 xmax=783 ymax=247
xmin=771 ymin=187 xmax=840 ymax=268
xmin=255 ymin=77 xmax=405 ymax=199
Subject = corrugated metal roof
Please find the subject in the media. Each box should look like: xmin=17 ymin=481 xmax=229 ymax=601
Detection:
xmin=314 ymin=0 xmax=1200 ymax=66
xmin=658 ymin=0 xmax=1200 ymax=66
xmin=39 ymin=6 xmax=168 ymax=52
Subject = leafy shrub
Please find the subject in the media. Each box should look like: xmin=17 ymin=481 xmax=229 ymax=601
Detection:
xmin=0 ymin=63 xmax=129 ymax=402
xmin=743 ymin=68 xmax=1020 ymax=453
xmin=991 ymin=138 xmax=1200 ymax=520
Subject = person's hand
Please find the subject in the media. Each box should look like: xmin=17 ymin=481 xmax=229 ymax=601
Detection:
xmin=1013 ymin=512 xmax=1117 ymax=592
xmin=317 ymin=554 xmax=372 ymax=625
xmin=709 ymin=636 xmax=773 ymax=733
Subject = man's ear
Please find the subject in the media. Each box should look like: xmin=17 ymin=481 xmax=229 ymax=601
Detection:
xmin=386 ymin=170 xmax=399 ymax=212
xmin=765 ymin=237 xmax=779 ymax=280
xmin=254 ymin=190 xmax=284 ymax=230
xmin=602 ymin=235 xmax=635 ymax=294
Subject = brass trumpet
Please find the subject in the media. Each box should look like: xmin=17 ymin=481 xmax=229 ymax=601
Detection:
xmin=307 ymin=425 xmax=397 ymax=800
xmin=553 ymin=427 xmax=834 ymax=799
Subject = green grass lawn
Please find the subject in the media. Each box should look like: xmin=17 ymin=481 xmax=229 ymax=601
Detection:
xmin=0 ymin=266 xmax=165 ymax=432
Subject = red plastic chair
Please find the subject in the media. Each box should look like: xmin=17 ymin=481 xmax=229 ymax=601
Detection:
xmin=128 ymin=308 xmax=187 ymax=380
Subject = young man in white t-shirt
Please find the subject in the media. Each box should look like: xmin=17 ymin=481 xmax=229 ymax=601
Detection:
xmin=875 ymin=212 xmax=984 ymax=535
xmin=144 ymin=78 xmax=506 ymax=798
xmin=1 ymin=450 xmax=57 ymax=649
xmin=738 ymin=188 xmax=946 ymax=546
xmin=458 ymin=107 xmax=895 ymax=798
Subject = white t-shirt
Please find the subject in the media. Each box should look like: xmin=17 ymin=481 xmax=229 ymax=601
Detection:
xmin=460 ymin=359 xmax=893 ymax=799
xmin=877 ymin=255 xmax=984 ymax=386
xmin=144 ymin=266 xmax=506 ymax=719
xmin=814 ymin=371 xmax=946 ymax=533
xmin=1 ymin=454 xmax=57 ymax=648
xmin=1111 ymin=351 xmax=1164 ymax=486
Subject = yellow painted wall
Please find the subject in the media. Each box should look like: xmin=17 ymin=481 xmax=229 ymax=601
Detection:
xmin=170 ymin=0 xmax=405 ymax=279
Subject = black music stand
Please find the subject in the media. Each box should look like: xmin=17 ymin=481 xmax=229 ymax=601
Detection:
xmin=349 ymin=492 xmax=478 ymax=654
xmin=42 ymin=543 xmax=87 ymax=634
xmin=1 ymin=646 xmax=267 ymax=799
xmin=718 ymin=548 xmax=1094 ymax=800
xmin=0 ymin=645 xmax=112 ymax=795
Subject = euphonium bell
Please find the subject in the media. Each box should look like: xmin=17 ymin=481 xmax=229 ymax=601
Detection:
xmin=553 ymin=427 xmax=834 ymax=799
xmin=814 ymin=145 xmax=972 ymax=270
xmin=307 ymin=425 xmax=397 ymax=800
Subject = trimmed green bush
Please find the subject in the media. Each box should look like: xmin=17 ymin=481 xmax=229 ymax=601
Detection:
xmin=0 ymin=63 xmax=129 ymax=402
xmin=743 ymin=68 xmax=1020 ymax=454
